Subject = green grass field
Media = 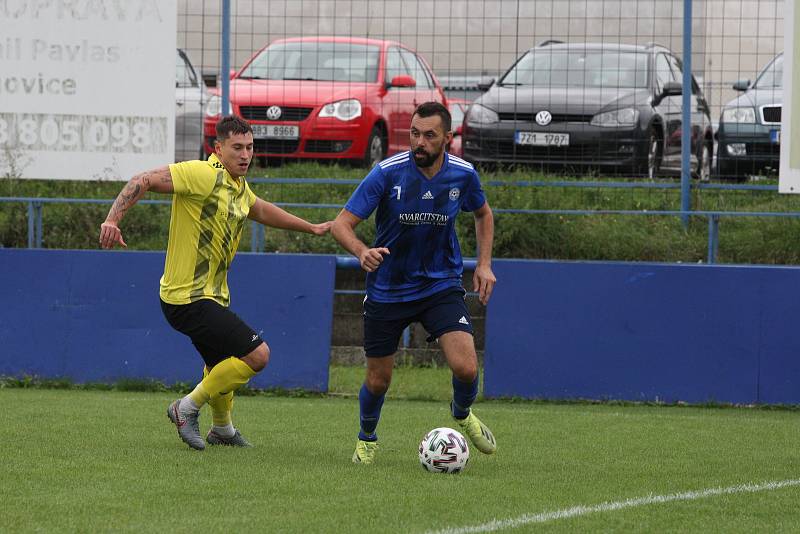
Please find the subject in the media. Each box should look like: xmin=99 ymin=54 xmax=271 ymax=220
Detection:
xmin=3 ymin=372 xmax=799 ymax=533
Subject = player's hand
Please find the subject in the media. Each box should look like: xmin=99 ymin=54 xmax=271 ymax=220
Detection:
xmin=473 ymin=264 xmax=496 ymax=305
xmin=359 ymin=247 xmax=390 ymax=272
xmin=310 ymin=221 xmax=333 ymax=235
xmin=99 ymin=221 xmax=127 ymax=249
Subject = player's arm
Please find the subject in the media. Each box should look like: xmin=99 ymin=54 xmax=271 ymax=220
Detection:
xmin=331 ymin=209 xmax=389 ymax=273
xmin=247 ymin=197 xmax=331 ymax=235
xmin=99 ymin=166 xmax=174 ymax=249
xmin=472 ymin=201 xmax=496 ymax=305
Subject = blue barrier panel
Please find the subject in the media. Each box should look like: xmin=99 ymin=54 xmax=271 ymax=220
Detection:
xmin=0 ymin=249 xmax=335 ymax=391
xmin=484 ymin=260 xmax=800 ymax=404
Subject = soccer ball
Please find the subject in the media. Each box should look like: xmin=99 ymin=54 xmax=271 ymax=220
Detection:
xmin=418 ymin=427 xmax=469 ymax=474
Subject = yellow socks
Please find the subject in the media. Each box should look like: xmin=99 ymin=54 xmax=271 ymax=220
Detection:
xmin=201 ymin=365 xmax=233 ymax=427
xmin=187 ymin=357 xmax=256 ymax=410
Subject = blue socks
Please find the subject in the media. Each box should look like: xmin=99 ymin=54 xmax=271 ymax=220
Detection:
xmin=358 ymin=383 xmax=385 ymax=442
xmin=451 ymin=373 xmax=479 ymax=419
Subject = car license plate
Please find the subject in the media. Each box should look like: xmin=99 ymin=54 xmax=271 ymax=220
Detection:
xmin=770 ymin=129 xmax=781 ymax=144
xmin=252 ymin=124 xmax=299 ymax=139
xmin=515 ymin=131 xmax=570 ymax=146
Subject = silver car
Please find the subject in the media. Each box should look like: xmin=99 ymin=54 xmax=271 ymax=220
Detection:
xmin=175 ymin=49 xmax=208 ymax=161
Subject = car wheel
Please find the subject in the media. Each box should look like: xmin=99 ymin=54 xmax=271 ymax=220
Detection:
xmin=363 ymin=126 xmax=386 ymax=167
xmin=643 ymin=128 xmax=662 ymax=179
xmin=698 ymin=142 xmax=712 ymax=182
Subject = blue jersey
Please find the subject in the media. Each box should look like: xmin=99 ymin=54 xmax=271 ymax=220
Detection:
xmin=344 ymin=151 xmax=486 ymax=302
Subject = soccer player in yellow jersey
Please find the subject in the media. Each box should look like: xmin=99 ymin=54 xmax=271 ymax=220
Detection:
xmin=99 ymin=116 xmax=331 ymax=450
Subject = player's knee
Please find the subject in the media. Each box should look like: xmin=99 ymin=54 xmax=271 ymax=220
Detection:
xmin=453 ymin=360 xmax=478 ymax=383
xmin=246 ymin=342 xmax=270 ymax=372
xmin=366 ymin=372 xmax=391 ymax=395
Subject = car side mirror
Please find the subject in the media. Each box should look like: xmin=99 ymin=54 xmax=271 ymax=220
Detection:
xmin=477 ymin=77 xmax=495 ymax=92
xmin=388 ymin=75 xmax=416 ymax=88
xmin=230 ymin=69 xmax=237 ymax=80
xmin=732 ymin=79 xmax=751 ymax=92
xmin=662 ymin=81 xmax=682 ymax=97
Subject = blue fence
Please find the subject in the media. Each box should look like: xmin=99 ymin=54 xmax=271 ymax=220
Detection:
xmin=0 ymin=178 xmax=794 ymax=263
xmin=0 ymin=249 xmax=335 ymax=391
xmin=2 ymin=249 xmax=799 ymax=404
xmin=485 ymin=259 xmax=800 ymax=405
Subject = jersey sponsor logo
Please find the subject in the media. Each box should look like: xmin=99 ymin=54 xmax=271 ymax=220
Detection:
xmin=449 ymin=188 xmax=460 ymax=201
xmin=399 ymin=212 xmax=450 ymax=226
xmin=422 ymin=190 xmax=433 ymax=199
xmin=459 ymin=316 xmax=469 ymax=325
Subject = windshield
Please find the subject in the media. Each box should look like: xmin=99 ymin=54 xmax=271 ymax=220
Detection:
xmin=240 ymin=42 xmax=381 ymax=82
xmin=754 ymin=54 xmax=783 ymax=88
xmin=500 ymin=49 xmax=649 ymax=89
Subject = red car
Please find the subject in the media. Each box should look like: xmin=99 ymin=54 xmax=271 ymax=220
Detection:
xmin=204 ymin=37 xmax=447 ymax=166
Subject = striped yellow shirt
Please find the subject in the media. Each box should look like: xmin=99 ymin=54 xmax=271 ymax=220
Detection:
xmin=159 ymin=154 xmax=257 ymax=306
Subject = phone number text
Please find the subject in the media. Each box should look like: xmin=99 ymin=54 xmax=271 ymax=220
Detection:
xmin=0 ymin=113 xmax=167 ymax=153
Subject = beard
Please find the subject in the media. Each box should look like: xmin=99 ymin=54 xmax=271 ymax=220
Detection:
xmin=413 ymin=147 xmax=441 ymax=169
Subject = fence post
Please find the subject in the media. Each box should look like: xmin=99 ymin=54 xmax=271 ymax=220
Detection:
xmin=402 ymin=326 xmax=411 ymax=349
xmin=35 ymin=201 xmax=43 ymax=248
xmin=250 ymin=220 xmax=258 ymax=252
xmin=26 ymin=201 xmax=34 ymax=249
xmin=221 ymin=0 xmax=231 ymax=117
xmin=680 ymin=0 xmax=693 ymax=227
xmin=707 ymin=214 xmax=719 ymax=264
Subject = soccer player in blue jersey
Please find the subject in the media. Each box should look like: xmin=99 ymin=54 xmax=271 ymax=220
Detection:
xmin=332 ymin=101 xmax=497 ymax=464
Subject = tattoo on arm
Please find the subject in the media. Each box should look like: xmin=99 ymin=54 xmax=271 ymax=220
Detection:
xmin=105 ymin=166 xmax=171 ymax=224
xmin=107 ymin=175 xmax=146 ymax=223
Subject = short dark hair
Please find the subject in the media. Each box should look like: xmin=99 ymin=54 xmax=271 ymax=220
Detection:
xmin=216 ymin=115 xmax=252 ymax=141
xmin=412 ymin=101 xmax=451 ymax=133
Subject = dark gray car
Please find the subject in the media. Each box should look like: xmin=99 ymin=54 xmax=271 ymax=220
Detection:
xmin=462 ymin=42 xmax=714 ymax=179
xmin=716 ymin=53 xmax=782 ymax=180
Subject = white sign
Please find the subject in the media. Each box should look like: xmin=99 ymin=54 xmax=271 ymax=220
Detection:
xmin=0 ymin=0 xmax=176 ymax=181
xmin=780 ymin=0 xmax=799 ymax=192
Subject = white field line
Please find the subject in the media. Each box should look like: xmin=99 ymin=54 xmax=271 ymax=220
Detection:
xmin=424 ymin=479 xmax=800 ymax=534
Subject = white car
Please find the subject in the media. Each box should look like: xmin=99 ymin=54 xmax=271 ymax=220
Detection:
xmin=175 ymin=49 xmax=208 ymax=161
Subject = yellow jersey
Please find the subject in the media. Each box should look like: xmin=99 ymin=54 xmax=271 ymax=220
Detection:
xmin=159 ymin=154 xmax=257 ymax=306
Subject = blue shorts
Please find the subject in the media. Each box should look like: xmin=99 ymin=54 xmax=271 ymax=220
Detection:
xmin=362 ymin=287 xmax=473 ymax=357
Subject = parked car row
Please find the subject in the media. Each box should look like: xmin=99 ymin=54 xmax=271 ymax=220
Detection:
xmin=178 ymin=38 xmax=782 ymax=181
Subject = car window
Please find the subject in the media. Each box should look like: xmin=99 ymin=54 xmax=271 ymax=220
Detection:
xmin=654 ymin=54 xmax=674 ymax=93
xmin=399 ymin=48 xmax=432 ymax=89
xmin=500 ymin=49 xmax=648 ymax=88
xmin=386 ymin=47 xmax=410 ymax=84
xmin=754 ymin=54 xmax=783 ymax=88
xmin=176 ymin=52 xmax=198 ymax=88
xmin=241 ymin=42 xmax=381 ymax=83
xmin=400 ymin=48 xmax=433 ymax=89
xmin=667 ymin=55 xmax=698 ymax=94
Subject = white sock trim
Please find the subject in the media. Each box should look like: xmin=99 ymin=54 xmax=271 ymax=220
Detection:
xmin=179 ymin=396 xmax=200 ymax=414
xmin=212 ymin=424 xmax=235 ymax=438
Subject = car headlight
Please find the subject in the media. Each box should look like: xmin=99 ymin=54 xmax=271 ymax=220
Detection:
xmin=721 ymin=107 xmax=756 ymax=124
xmin=465 ymin=104 xmax=499 ymax=125
xmin=590 ymin=108 xmax=639 ymax=127
xmin=205 ymin=95 xmax=232 ymax=118
xmin=319 ymin=99 xmax=362 ymax=121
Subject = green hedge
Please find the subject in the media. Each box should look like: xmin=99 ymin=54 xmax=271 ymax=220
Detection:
xmin=2 ymin=162 xmax=800 ymax=264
